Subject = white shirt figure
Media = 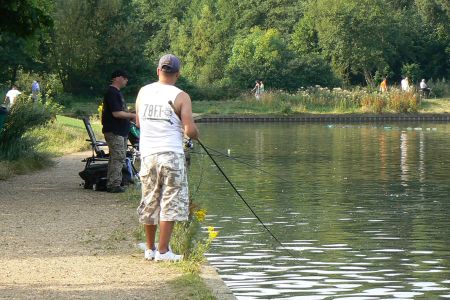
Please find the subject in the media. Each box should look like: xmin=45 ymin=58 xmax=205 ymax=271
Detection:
xmin=4 ymin=86 xmax=21 ymax=108
xmin=420 ymin=79 xmax=428 ymax=89
xmin=401 ymin=77 xmax=410 ymax=92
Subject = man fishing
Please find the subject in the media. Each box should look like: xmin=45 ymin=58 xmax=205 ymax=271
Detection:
xmin=135 ymin=54 xmax=199 ymax=261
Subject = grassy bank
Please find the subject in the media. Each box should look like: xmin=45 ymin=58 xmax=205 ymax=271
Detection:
xmin=194 ymin=92 xmax=450 ymax=116
xmin=0 ymin=116 xmax=101 ymax=180
xmin=56 ymin=86 xmax=450 ymax=118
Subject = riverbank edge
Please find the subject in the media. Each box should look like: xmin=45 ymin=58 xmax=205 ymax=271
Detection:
xmin=201 ymin=264 xmax=237 ymax=300
xmin=195 ymin=112 xmax=450 ymax=123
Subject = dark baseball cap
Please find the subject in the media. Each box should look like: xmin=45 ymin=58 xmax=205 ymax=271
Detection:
xmin=158 ymin=54 xmax=180 ymax=73
xmin=111 ymin=69 xmax=129 ymax=79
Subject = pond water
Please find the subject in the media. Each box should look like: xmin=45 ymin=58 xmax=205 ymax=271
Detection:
xmin=189 ymin=122 xmax=450 ymax=300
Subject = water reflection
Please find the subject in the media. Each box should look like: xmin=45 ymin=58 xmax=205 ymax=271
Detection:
xmin=400 ymin=131 xmax=409 ymax=186
xmin=191 ymin=123 xmax=450 ymax=299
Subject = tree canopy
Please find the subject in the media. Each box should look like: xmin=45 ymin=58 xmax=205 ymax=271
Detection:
xmin=1 ymin=0 xmax=449 ymax=98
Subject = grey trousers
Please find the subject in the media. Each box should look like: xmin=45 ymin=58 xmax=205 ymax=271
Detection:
xmin=104 ymin=132 xmax=127 ymax=188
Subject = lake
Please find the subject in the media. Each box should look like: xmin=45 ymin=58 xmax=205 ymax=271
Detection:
xmin=189 ymin=122 xmax=450 ymax=300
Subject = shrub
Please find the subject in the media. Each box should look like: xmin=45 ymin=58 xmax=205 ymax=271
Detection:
xmin=387 ymin=91 xmax=418 ymax=113
xmin=428 ymin=78 xmax=450 ymax=98
xmin=15 ymin=69 xmax=64 ymax=101
xmin=361 ymin=93 xmax=386 ymax=113
xmin=0 ymin=95 xmax=62 ymax=161
xmin=171 ymin=206 xmax=219 ymax=273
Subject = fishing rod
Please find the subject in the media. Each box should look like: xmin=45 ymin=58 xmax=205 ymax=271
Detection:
xmin=197 ymin=139 xmax=298 ymax=258
xmin=168 ymin=100 xmax=297 ymax=258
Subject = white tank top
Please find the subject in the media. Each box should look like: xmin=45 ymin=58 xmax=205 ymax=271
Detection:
xmin=137 ymin=82 xmax=184 ymax=157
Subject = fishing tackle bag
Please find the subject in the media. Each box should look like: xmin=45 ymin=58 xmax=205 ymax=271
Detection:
xmin=79 ymin=161 xmax=132 ymax=191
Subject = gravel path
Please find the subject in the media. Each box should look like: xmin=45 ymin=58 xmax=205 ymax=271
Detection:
xmin=0 ymin=152 xmax=186 ymax=299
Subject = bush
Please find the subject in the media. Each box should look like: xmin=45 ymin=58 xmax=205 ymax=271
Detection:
xmin=428 ymin=78 xmax=450 ymax=97
xmin=15 ymin=69 xmax=64 ymax=101
xmin=387 ymin=90 xmax=418 ymax=113
xmin=0 ymin=95 xmax=62 ymax=161
xmin=361 ymin=93 xmax=386 ymax=113
xmin=171 ymin=206 xmax=219 ymax=273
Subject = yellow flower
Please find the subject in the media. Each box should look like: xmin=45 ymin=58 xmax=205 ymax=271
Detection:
xmin=207 ymin=226 xmax=214 ymax=232
xmin=194 ymin=209 xmax=207 ymax=222
xmin=208 ymin=229 xmax=218 ymax=240
xmin=98 ymin=103 xmax=103 ymax=116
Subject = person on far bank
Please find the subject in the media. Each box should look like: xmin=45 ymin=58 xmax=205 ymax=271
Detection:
xmin=379 ymin=78 xmax=388 ymax=93
xmin=251 ymin=80 xmax=260 ymax=100
xmin=259 ymin=80 xmax=265 ymax=97
xmin=401 ymin=76 xmax=410 ymax=92
xmin=136 ymin=54 xmax=199 ymax=262
xmin=420 ymin=79 xmax=431 ymax=97
xmin=101 ymin=70 xmax=136 ymax=193
xmin=31 ymin=80 xmax=40 ymax=102
xmin=4 ymin=85 xmax=21 ymax=109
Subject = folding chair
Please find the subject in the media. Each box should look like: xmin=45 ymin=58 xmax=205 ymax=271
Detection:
xmin=82 ymin=117 xmax=108 ymax=168
xmin=80 ymin=117 xmax=140 ymax=190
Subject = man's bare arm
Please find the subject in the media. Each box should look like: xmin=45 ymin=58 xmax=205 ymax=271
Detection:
xmin=174 ymin=92 xmax=199 ymax=140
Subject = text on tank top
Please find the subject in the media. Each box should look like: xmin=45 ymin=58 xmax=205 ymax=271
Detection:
xmin=137 ymin=82 xmax=184 ymax=157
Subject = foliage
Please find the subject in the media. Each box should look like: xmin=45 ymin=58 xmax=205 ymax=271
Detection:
xmin=50 ymin=0 xmax=148 ymax=95
xmin=0 ymin=0 xmax=53 ymax=84
xmin=0 ymin=95 xmax=61 ymax=160
xmin=361 ymin=94 xmax=387 ymax=114
xmin=428 ymin=78 xmax=450 ymax=98
xmin=401 ymin=63 xmax=422 ymax=84
xmin=1 ymin=0 xmax=449 ymax=101
xmin=0 ymin=0 xmax=53 ymax=37
xmin=171 ymin=206 xmax=219 ymax=273
xmin=15 ymin=69 xmax=64 ymax=100
xmin=387 ymin=91 xmax=419 ymax=113
xmin=227 ymin=27 xmax=289 ymax=88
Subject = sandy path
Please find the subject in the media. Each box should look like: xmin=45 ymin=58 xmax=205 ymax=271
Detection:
xmin=0 ymin=152 xmax=185 ymax=299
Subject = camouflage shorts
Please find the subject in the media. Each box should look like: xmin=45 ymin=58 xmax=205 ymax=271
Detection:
xmin=137 ymin=152 xmax=189 ymax=225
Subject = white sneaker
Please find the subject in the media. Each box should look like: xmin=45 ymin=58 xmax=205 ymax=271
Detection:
xmin=155 ymin=250 xmax=183 ymax=262
xmin=144 ymin=248 xmax=155 ymax=260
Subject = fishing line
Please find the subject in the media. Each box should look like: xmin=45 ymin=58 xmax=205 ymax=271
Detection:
xmin=189 ymin=150 xmax=206 ymax=198
xmin=168 ymin=99 xmax=297 ymax=257
xmin=197 ymin=139 xmax=298 ymax=259
xmin=202 ymin=145 xmax=291 ymax=183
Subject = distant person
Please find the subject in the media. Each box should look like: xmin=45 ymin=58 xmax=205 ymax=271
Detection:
xmin=419 ymin=79 xmax=431 ymax=97
xmin=101 ymin=70 xmax=136 ymax=193
xmin=401 ymin=77 xmax=410 ymax=92
xmin=4 ymin=85 xmax=21 ymax=109
xmin=379 ymin=78 xmax=388 ymax=93
xmin=31 ymin=80 xmax=40 ymax=102
xmin=251 ymin=80 xmax=260 ymax=100
xmin=259 ymin=80 xmax=265 ymax=96
xmin=136 ymin=54 xmax=199 ymax=262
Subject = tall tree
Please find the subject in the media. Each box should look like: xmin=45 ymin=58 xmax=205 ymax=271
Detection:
xmin=307 ymin=0 xmax=402 ymax=85
xmin=226 ymin=27 xmax=288 ymax=88
xmin=51 ymin=0 xmax=147 ymax=94
xmin=0 ymin=0 xmax=52 ymax=37
xmin=0 ymin=0 xmax=53 ymax=84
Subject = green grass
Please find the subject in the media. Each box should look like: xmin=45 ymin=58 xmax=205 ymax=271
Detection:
xmin=419 ymin=98 xmax=450 ymax=113
xmin=193 ymin=96 xmax=450 ymax=115
xmin=168 ymin=274 xmax=217 ymax=300
xmin=31 ymin=115 xmax=103 ymax=156
xmin=52 ymin=90 xmax=450 ymax=117
xmin=0 ymin=115 xmax=103 ymax=179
